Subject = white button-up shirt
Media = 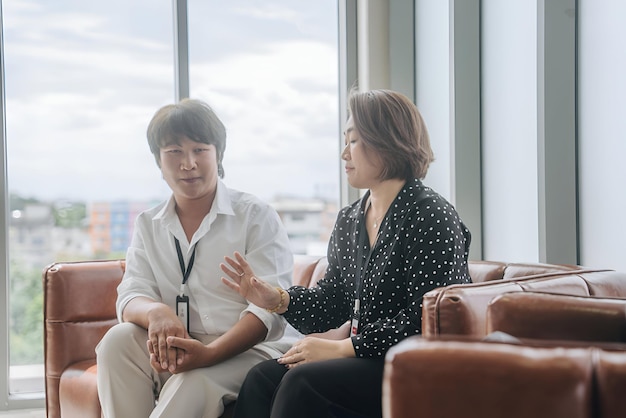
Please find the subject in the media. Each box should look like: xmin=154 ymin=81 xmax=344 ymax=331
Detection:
xmin=117 ymin=180 xmax=297 ymax=355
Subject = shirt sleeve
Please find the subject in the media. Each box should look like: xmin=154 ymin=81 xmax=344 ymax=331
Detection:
xmin=239 ymin=202 xmax=294 ymax=341
xmin=115 ymin=214 xmax=162 ymax=322
xmin=283 ymin=211 xmax=354 ymax=334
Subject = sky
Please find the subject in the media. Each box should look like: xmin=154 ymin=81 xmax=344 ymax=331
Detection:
xmin=2 ymin=0 xmax=340 ymax=204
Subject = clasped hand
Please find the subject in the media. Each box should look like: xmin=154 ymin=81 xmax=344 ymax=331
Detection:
xmin=145 ymin=304 xmax=209 ymax=374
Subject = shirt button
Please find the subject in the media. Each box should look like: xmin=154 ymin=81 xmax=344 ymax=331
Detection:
xmin=203 ymin=315 xmax=209 ymax=320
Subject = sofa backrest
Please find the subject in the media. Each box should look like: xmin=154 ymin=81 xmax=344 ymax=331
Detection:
xmin=43 ymin=259 xmax=125 ymax=417
xmin=43 ymin=256 xmax=613 ymax=353
xmin=486 ymin=291 xmax=626 ymax=342
xmin=294 ymin=257 xmax=583 ymax=286
xmin=292 ymin=254 xmax=328 ymax=287
xmin=467 ymin=260 xmax=580 ymax=283
xmin=422 ymin=268 xmax=626 ymax=338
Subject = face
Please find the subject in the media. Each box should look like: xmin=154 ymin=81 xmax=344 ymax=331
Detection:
xmin=159 ymin=135 xmax=219 ymax=203
xmin=342 ymin=117 xmax=383 ymax=189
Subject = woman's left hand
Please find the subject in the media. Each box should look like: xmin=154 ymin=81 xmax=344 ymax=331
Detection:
xmin=278 ymin=336 xmax=355 ymax=368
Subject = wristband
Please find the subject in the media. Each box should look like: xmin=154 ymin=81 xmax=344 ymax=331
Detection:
xmin=266 ymin=287 xmax=287 ymax=313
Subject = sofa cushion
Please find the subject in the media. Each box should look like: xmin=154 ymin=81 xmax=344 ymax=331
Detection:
xmin=468 ymin=260 xmax=580 ymax=283
xmin=59 ymin=361 xmax=100 ymax=418
xmin=487 ymin=292 xmax=626 ymax=342
xmin=580 ymin=269 xmax=626 ymax=297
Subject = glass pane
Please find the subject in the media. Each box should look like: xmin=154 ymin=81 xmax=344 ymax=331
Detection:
xmin=187 ymin=0 xmax=340 ymax=255
xmin=3 ymin=0 xmax=173 ymax=394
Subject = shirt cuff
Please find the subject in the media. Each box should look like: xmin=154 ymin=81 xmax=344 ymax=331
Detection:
xmin=242 ymin=304 xmax=287 ymax=341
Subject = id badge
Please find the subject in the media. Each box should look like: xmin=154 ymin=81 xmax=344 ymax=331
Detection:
xmin=176 ymin=294 xmax=190 ymax=332
xmin=350 ymin=317 xmax=359 ymax=337
xmin=350 ymin=299 xmax=360 ymax=337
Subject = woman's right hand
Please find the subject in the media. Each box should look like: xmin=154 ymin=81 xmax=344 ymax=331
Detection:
xmin=220 ymin=251 xmax=286 ymax=311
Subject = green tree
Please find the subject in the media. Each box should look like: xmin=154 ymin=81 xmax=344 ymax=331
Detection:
xmin=53 ymin=201 xmax=87 ymax=228
xmin=9 ymin=258 xmax=44 ymax=365
xmin=9 ymin=193 xmax=40 ymax=211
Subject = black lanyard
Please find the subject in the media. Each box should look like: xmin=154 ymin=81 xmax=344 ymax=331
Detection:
xmin=353 ymin=203 xmax=380 ymax=322
xmin=355 ymin=221 xmax=373 ymax=301
xmin=353 ymin=185 xmax=426 ymax=314
xmin=175 ymin=237 xmax=197 ymax=289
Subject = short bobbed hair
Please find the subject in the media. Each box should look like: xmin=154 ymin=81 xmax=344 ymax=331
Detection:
xmin=348 ymin=89 xmax=434 ymax=180
xmin=146 ymin=98 xmax=227 ymax=178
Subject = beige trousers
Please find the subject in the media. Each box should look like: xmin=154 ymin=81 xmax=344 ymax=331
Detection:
xmin=96 ymin=322 xmax=280 ymax=418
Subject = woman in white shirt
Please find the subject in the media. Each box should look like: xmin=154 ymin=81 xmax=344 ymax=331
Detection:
xmin=96 ymin=98 xmax=297 ymax=418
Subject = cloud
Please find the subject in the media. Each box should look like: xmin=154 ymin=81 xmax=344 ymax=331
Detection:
xmin=3 ymin=0 xmax=340 ymax=204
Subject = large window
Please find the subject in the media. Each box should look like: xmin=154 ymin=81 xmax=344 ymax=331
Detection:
xmin=1 ymin=0 xmax=340 ymax=405
xmin=187 ymin=0 xmax=340 ymax=254
xmin=1 ymin=0 xmax=175 ymax=397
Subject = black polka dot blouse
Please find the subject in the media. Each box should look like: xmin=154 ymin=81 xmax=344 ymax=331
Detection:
xmin=284 ymin=178 xmax=472 ymax=358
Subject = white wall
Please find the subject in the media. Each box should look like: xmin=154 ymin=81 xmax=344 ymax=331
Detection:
xmin=381 ymin=0 xmax=626 ymax=269
xmin=415 ymin=0 xmax=451 ymax=200
xmin=578 ymin=0 xmax=626 ymax=271
xmin=481 ymin=0 xmax=539 ymax=262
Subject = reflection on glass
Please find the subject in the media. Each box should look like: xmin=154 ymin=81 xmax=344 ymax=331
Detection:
xmin=3 ymin=0 xmax=173 ymax=394
xmin=188 ymin=0 xmax=340 ymax=255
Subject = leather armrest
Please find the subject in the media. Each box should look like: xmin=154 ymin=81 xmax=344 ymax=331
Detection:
xmin=43 ymin=259 xmax=124 ymax=418
xmin=383 ymin=336 xmax=593 ymax=418
xmin=43 ymin=260 xmax=124 ymax=366
xmin=487 ymin=292 xmax=626 ymax=342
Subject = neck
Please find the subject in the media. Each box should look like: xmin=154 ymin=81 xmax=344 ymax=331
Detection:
xmin=367 ymin=178 xmax=406 ymax=215
xmin=176 ymin=193 xmax=213 ymax=216
xmin=175 ymin=192 xmax=215 ymax=241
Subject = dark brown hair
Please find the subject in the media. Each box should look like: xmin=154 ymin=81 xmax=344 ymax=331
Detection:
xmin=348 ymin=89 xmax=434 ymax=180
xmin=147 ymin=98 xmax=227 ymax=177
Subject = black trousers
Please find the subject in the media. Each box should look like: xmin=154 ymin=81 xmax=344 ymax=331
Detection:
xmin=232 ymin=357 xmax=385 ymax=418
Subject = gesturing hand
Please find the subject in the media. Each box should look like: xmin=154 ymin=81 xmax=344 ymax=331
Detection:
xmin=220 ymin=251 xmax=286 ymax=311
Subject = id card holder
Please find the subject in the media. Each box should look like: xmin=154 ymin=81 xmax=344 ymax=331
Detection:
xmin=350 ymin=299 xmax=359 ymax=337
xmin=176 ymin=294 xmax=190 ymax=332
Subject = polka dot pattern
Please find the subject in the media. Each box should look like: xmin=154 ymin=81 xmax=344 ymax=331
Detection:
xmin=284 ymin=178 xmax=471 ymax=358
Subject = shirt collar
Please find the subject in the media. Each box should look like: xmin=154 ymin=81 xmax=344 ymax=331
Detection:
xmin=151 ymin=179 xmax=235 ymax=239
xmin=347 ymin=178 xmax=424 ymax=221
xmin=213 ymin=179 xmax=235 ymax=216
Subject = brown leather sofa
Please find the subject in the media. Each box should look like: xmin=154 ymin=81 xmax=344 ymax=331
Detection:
xmin=383 ymin=336 xmax=626 ymax=418
xmin=43 ymin=255 xmax=329 ymax=418
xmin=384 ymin=289 xmax=626 ymax=418
xmin=43 ymin=256 xmax=616 ymax=418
